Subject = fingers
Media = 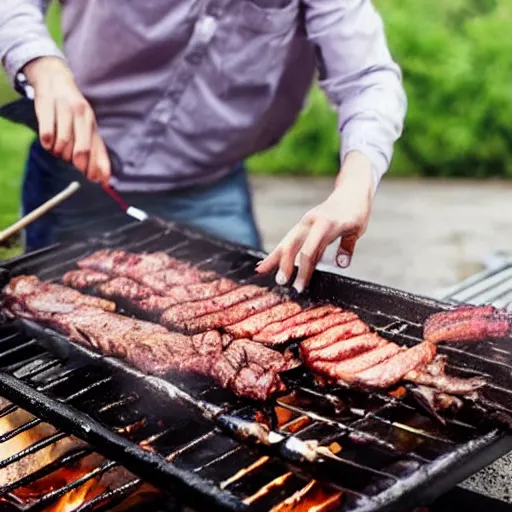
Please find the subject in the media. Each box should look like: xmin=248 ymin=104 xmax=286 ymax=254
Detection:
xmin=256 ymin=222 xmax=309 ymax=284
xmin=72 ymin=102 xmax=94 ymax=172
xmin=336 ymin=232 xmax=359 ymax=268
xmin=53 ymin=101 xmax=73 ymax=158
xmin=292 ymin=218 xmax=332 ymax=293
xmin=87 ymin=134 xmax=111 ymax=185
xmin=33 ymin=78 xmax=107 ymax=184
xmin=34 ymin=93 xmax=56 ymax=151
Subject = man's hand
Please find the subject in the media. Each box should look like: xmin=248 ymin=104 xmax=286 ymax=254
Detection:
xmin=23 ymin=56 xmax=111 ymax=184
xmin=256 ymin=152 xmax=374 ymax=293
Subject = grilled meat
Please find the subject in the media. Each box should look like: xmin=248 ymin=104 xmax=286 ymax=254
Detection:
xmin=3 ymin=276 xmax=296 ymax=401
xmin=254 ymin=310 xmax=358 ymax=345
xmin=405 ymin=355 xmax=485 ymax=395
xmin=4 ymin=276 xmax=115 ymax=319
xmin=137 ymin=278 xmax=239 ymax=314
xmin=303 ymin=333 xmax=387 ymax=363
xmin=161 ymin=285 xmax=267 ymax=327
xmin=164 ymin=278 xmax=238 ymax=304
xmin=225 ymin=301 xmax=303 ymax=338
xmin=253 ymin=305 xmax=339 ymax=342
xmin=140 ymin=266 xmax=217 ymax=292
xmin=300 ymin=320 xmax=370 ymax=352
xmin=411 ymin=385 xmax=464 ymax=416
xmin=308 ymin=343 xmax=402 ymax=382
xmin=62 ymin=269 xmax=110 ymax=288
xmin=98 ymin=277 xmax=156 ymax=301
xmin=211 ymin=339 xmax=298 ymax=401
xmin=353 ymin=342 xmax=437 ymax=389
xmin=78 ymin=249 xmax=175 ymax=279
xmin=183 ymin=292 xmax=284 ymax=333
xmin=424 ymin=305 xmax=510 ymax=343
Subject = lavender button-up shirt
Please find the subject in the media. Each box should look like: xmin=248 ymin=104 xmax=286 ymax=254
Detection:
xmin=0 ymin=0 xmax=407 ymax=193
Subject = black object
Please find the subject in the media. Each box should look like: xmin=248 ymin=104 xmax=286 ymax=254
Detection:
xmin=0 ymin=97 xmax=124 ymax=175
xmin=2 ymin=219 xmax=512 ymax=512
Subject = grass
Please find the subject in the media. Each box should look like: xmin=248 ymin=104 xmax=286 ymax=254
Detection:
xmin=0 ymin=2 xmax=61 ymax=259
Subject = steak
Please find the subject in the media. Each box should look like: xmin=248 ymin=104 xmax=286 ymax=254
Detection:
xmin=302 ymin=333 xmax=387 ymax=363
xmin=161 ymin=285 xmax=267 ymax=327
xmin=184 ymin=292 xmax=284 ymax=333
xmin=225 ymin=301 xmax=303 ymax=338
xmin=300 ymin=320 xmax=370 ymax=352
xmin=253 ymin=305 xmax=340 ymax=342
xmin=254 ymin=310 xmax=359 ymax=345
xmin=353 ymin=342 xmax=437 ymax=389
xmin=62 ymin=269 xmax=110 ymax=289
xmin=309 ymin=343 xmax=402 ymax=381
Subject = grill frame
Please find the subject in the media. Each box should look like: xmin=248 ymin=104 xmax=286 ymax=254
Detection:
xmin=2 ymin=218 xmax=512 ymax=512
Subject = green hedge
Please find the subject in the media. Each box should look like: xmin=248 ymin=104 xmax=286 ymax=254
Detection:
xmin=249 ymin=0 xmax=512 ymax=177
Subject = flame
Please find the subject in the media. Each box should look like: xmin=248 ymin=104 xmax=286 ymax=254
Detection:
xmin=0 ymin=406 xmax=85 ymax=490
xmin=0 ymin=401 xmax=158 ymax=512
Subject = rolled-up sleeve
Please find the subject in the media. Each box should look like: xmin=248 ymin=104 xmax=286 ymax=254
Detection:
xmin=0 ymin=0 xmax=64 ymax=87
xmin=303 ymin=0 xmax=407 ymax=189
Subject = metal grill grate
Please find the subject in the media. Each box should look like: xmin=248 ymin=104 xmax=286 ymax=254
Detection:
xmin=2 ymin=220 xmax=512 ymax=512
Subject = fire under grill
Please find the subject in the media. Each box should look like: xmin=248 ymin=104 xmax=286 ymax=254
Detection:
xmin=2 ymin=219 xmax=512 ymax=512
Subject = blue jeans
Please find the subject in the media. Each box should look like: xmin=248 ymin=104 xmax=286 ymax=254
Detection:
xmin=22 ymin=141 xmax=262 ymax=252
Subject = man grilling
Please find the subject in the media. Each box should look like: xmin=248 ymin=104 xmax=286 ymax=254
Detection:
xmin=0 ymin=0 xmax=406 ymax=292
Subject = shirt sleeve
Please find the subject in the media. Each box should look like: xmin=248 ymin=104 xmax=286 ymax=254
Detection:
xmin=0 ymin=0 xmax=64 ymax=88
xmin=302 ymin=0 xmax=407 ymax=190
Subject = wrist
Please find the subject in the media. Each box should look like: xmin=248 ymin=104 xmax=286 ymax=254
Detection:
xmin=335 ymin=151 xmax=375 ymax=199
xmin=23 ymin=56 xmax=70 ymax=87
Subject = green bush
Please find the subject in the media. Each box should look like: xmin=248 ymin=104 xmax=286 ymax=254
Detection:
xmin=249 ymin=0 xmax=512 ymax=178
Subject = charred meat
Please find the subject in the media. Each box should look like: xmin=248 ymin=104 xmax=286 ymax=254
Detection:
xmin=424 ymin=305 xmax=510 ymax=343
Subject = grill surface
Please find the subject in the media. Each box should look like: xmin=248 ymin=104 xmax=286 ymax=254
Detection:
xmin=2 ymin=219 xmax=512 ymax=512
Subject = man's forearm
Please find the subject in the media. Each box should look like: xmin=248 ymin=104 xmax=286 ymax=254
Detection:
xmin=0 ymin=0 xmax=64 ymax=87
xmin=303 ymin=0 xmax=407 ymax=189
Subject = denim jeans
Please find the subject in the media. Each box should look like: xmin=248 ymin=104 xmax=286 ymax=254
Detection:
xmin=21 ymin=141 xmax=262 ymax=252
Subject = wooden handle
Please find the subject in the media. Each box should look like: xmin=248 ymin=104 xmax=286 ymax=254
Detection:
xmin=0 ymin=181 xmax=81 ymax=244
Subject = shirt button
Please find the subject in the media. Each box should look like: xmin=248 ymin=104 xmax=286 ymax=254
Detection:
xmin=188 ymin=52 xmax=202 ymax=65
xmin=207 ymin=5 xmax=221 ymax=17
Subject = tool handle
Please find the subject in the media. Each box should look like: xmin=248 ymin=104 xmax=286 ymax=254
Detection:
xmin=0 ymin=182 xmax=81 ymax=244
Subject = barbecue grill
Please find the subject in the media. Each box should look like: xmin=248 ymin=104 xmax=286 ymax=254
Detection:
xmin=2 ymin=218 xmax=512 ymax=512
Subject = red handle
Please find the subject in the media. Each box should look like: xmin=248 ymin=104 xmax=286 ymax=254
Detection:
xmin=102 ymin=184 xmax=129 ymax=212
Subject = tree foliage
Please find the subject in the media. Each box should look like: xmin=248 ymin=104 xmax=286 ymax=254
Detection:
xmin=248 ymin=0 xmax=512 ymax=178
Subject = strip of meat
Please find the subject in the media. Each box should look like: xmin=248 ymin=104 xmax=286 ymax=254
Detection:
xmin=77 ymin=249 xmax=133 ymax=273
xmin=161 ymin=285 xmax=267 ymax=327
xmin=308 ymin=343 xmax=403 ymax=380
xmin=303 ymin=333 xmax=388 ymax=363
xmin=76 ymin=249 xmax=213 ymax=290
xmin=404 ymin=355 xmax=486 ymax=395
xmin=4 ymin=276 xmax=116 ymax=317
xmin=77 ymin=250 xmax=175 ymax=277
xmin=255 ymin=310 xmax=359 ymax=345
xmin=225 ymin=301 xmax=303 ymax=338
xmin=136 ymin=279 xmax=238 ymax=314
xmin=406 ymin=369 xmax=485 ymax=395
xmin=411 ymin=385 xmax=463 ymax=415
xmin=424 ymin=305 xmax=496 ymax=335
xmin=98 ymin=277 xmax=156 ymax=301
xmin=140 ymin=267 xmax=217 ymax=292
xmin=184 ymin=292 xmax=284 ymax=333
xmin=424 ymin=314 xmax=510 ymax=344
xmin=253 ymin=305 xmax=340 ymax=341
xmin=300 ymin=320 xmax=370 ymax=352
xmin=353 ymin=342 xmax=437 ymax=389
xmin=165 ymin=278 xmax=238 ymax=304
xmin=136 ymin=279 xmax=239 ymax=315
xmin=62 ymin=269 xmax=110 ymax=289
